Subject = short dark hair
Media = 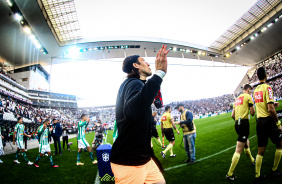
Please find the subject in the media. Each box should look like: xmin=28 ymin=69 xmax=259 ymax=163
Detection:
xmin=243 ymin=84 xmax=253 ymax=90
xmin=81 ymin=114 xmax=86 ymax=119
xmin=43 ymin=119 xmax=49 ymax=124
xmin=127 ymin=60 xmax=141 ymax=79
xmin=165 ymin=106 xmax=171 ymax=111
xmin=52 ymin=119 xmax=56 ymax=122
xmin=17 ymin=117 xmax=22 ymax=121
xmin=257 ymin=67 xmax=266 ymax=80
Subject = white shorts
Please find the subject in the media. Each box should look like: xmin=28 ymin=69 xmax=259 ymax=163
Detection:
xmin=39 ymin=144 xmax=51 ymax=154
xmin=78 ymin=139 xmax=90 ymax=149
xmin=16 ymin=141 xmax=24 ymax=150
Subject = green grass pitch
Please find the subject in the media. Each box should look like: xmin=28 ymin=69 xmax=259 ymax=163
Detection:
xmin=0 ymin=101 xmax=281 ymax=184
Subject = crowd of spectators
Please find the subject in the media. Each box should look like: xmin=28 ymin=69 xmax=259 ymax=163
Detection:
xmin=268 ymin=77 xmax=282 ymax=99
xmin=249 ymin=51 xmax=282 ymax=84
xmin=0 ymin=68 xmax=17 ymax=82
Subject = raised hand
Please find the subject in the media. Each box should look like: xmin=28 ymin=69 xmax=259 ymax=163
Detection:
xmin=155 ymin=45 xmax=170 ymax=73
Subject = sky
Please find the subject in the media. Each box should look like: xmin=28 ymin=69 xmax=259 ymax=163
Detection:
xmin=75 ymin=0 xmax=257 ymax=47
xmin=43 ymin=57 xmax=250 ymax=107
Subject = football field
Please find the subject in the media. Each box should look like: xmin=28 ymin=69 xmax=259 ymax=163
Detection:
xmin=0 ymin=103 xmax=281 ymax=184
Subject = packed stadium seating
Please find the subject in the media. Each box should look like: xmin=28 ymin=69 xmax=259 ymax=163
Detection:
xmin=249 ymin=51 xmax=282 ymax=84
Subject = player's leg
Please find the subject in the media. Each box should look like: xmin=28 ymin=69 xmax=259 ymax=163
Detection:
xmin=227 ymin=141 xmax=245 ymax=178
xmin=255 ymin=118 xmax=269 ymax=180
xmin=77 ymin=139 xmax=84 ymax=165
xmin=169 ymin=140 xmax=176 ymax=157
xmin=47 ymin=151 xmax=58 ymax=167
xmin=162 ymin=129 xmax=174 ymax=157
xmin=62 ymin=137 xmax=66 ymax=150
xmin=21 ymin=148 xmax=32 ymax=165
xmin=87 ymin=146 xmax=97 ymax=164
xmin=244 ymin=139 xmax=255 ymax=164
xmin=271 ymin=133 xmax=282 ymax=177
xmin=14 ymin=147 xmax=20 ymax=163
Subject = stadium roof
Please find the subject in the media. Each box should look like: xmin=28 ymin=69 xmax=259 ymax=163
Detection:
xmin=0 ymin=0 xmax=282 ymax=69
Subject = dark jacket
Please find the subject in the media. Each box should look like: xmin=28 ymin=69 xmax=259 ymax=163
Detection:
xmin=52 ymin=123 xmax=62 ymax=137
xmin=111 ymin=74 xmax=162 ymax=166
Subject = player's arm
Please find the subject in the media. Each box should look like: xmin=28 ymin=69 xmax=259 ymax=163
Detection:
xmin=268 ymin=103 xmax=281 ymax=130
xmin=231 ymin=109 xmax=235 ymax=120
xmin=249 ymin=106 xmax=255 ymax=116
xmin=13 ymin=129 xmax=17 ymax=145
xmin=171 ymin=118 xmax=179 ymax=135
xmin=248 ymin=95 xmax=255 ymax=116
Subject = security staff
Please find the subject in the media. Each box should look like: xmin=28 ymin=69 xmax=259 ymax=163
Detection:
xmin=226 ymin=84 xmax=255 ymax=181
xmin=160 ymin=106 xmax=179 ymax=159
xmin=175 ymin=104 xmax=196 ymax=164
xmin=254 ymin=67 xmax=282 ymax=181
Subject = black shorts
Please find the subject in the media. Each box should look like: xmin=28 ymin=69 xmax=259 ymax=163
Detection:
xmin=162 ymin=128 xmax=175 ymax=142
xmin=257 ymin=116 xmax=282 ymax=147
xmin=151 ymin=129 xmax=159 ymax=138
xmin=235 ymin=119 xmax=249 ymax=143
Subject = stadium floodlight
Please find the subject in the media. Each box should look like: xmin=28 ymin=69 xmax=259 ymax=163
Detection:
xmin=121 ymin=46 xmax=124 ymax=49
xmin=5 ymin=0 xmax=12 ymax=6
xmin=23 ymin=26 xmax=32 ymax=35
xmin=202 ymin=52 xmax=206 ymax=55
xmin=261 ymin=27 xmax=267 ymax=32
xmin=185 ymin=49 xmax=190 ymax=52
xmin=29 ymin=35 xmax=36 ymax=41
xmin=275 ymin=18 xmax=279 ymax=22
xmin=279 ymin=15 xmax=282 ymax=19
xmin=173 ymin=47 xmax=177 ymax=51
xmin=68 ymin=46 xmax=80 ymax=58
xmin=250 ymin=36 xmax=255 ymax=40
xmin=197 ymin=51 xmax=202 ymax=55
xmin=236 ymin=46 xmax=240 ymax=50
xmin=254 ymin=33 xmax=258 ymax=37
xmin=267 ymin=23 xmax=273 ymax=28
xmin=94 ymin=47 xmax=98 ymax=50
xmin=125 ymin=45 xmax=129 ymax=48
xmin=14 ymin=13 xmax=23 ymax=21
xmin=169 ymin=47 xmax=173 ymax=50
xmin=225 ymin=53 xmax=230 ymax=57
xmin=215 ymin=55 xmax=219 ymax=58
xmin=114 ymin=46 xmax=118 ymax=49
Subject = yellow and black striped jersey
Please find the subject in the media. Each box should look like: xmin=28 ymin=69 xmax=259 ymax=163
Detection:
xmin=253 ymin=83 xmax=274 ymax=118
xmin=233 ymin=93 xmax=254 ymax=121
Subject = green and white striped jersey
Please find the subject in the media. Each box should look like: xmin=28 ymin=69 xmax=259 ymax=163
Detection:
xmin=15 ymin=123 xmax=24 ymax=142
xmin=77 ymin=121 xmax=88 ymax=140
xmin=37 ymin=125 xmax=50 ymax=146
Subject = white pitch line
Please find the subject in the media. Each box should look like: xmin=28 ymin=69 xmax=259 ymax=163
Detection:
xmin=95 ymin=171 xmax=101 ymax=184
xmin=164 ymin=135 xmax=257 ymax=171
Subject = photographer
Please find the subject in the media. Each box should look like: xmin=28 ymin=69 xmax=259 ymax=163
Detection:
xmin=92 ymin=120 xmax=105 ymax=153
xmin=62 ymin=126 xmax=69 ymax=150
xmin=175 ymin=104 xmax=196 ymax=165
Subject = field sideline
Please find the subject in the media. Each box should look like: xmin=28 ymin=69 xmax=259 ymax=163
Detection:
xmin=0 ymin=102 xmax=281 ymax=184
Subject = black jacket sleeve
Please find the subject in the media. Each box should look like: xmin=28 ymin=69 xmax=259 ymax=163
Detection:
xmin=123 ymin=75 xmax=162 ymax=121
xmin=180 ymin=111 xmax=192 ymax=124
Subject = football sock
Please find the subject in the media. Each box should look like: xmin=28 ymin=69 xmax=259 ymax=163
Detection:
xmin=35 ymin=155 xmax=41 ymax=164
xmin=272 ymin=149 xmax=282 ymax=171
xmin=15 ymin=150 xmax=20 ymax=160
xmin=22 ymin=152 xmax=29 ymax=162
xmin=48 ymin=155 xmax=54 ymax=165
xmin=170 ymin=146 xmax=174 ymax=156
xmin=163 ymin=144 xmax=173 ymax=154
xmin=244 ymin=148 xmax=255 ymax=163
xmin=227 ymin=152 xmax=240 ymax=176
xmin=158 ymin=138 xmax=162 ymax=146
xmin=162 ymin=136 xmax=165 ymax=147
xmin=89 ymin=152 xmax=94 ymax=161
xmin=77 ymin=152 xmax=81 ymax=162
xmin=255 ymin=155 xmax=263 ymax=178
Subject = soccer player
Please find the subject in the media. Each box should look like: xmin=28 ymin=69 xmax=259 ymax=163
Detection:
xmin=13 ymin=117 xmax=33 ymax=165
xmin=253 ymin=67 xmax=282 ymax=181
xmin=34 ymin=119 xmax=59 ymax=168
xmin=151 ymin=112 xmax=162 ymax=147
xmin=226 ymin=84 xmax=256 ymax=181
xmin=77 ymin=114 xmax=97 ymax=166
xmin=160 ymin=106 xmax=179 ymax=159
xmin=111 ymin=45 xmax=169 ymax=184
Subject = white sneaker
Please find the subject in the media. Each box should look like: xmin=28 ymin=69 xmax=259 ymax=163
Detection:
xmin=25 ymin=149 xmax=27 ymax=151
xmin=44 ymin=153 xmax=48 ymax=156
xmin=14 ymin=160 xmax=20 ymax=164
xmin=0 ymin=159 xmax=3 ymax=163
xmin=27 ymin=161 xmax=33 ymax=165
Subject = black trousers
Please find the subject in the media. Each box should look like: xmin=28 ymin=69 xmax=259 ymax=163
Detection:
xmin=62 ymin=136 xmax=69 ymax=149
xmin=53 ymin=136 xmax=62 ymax=154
